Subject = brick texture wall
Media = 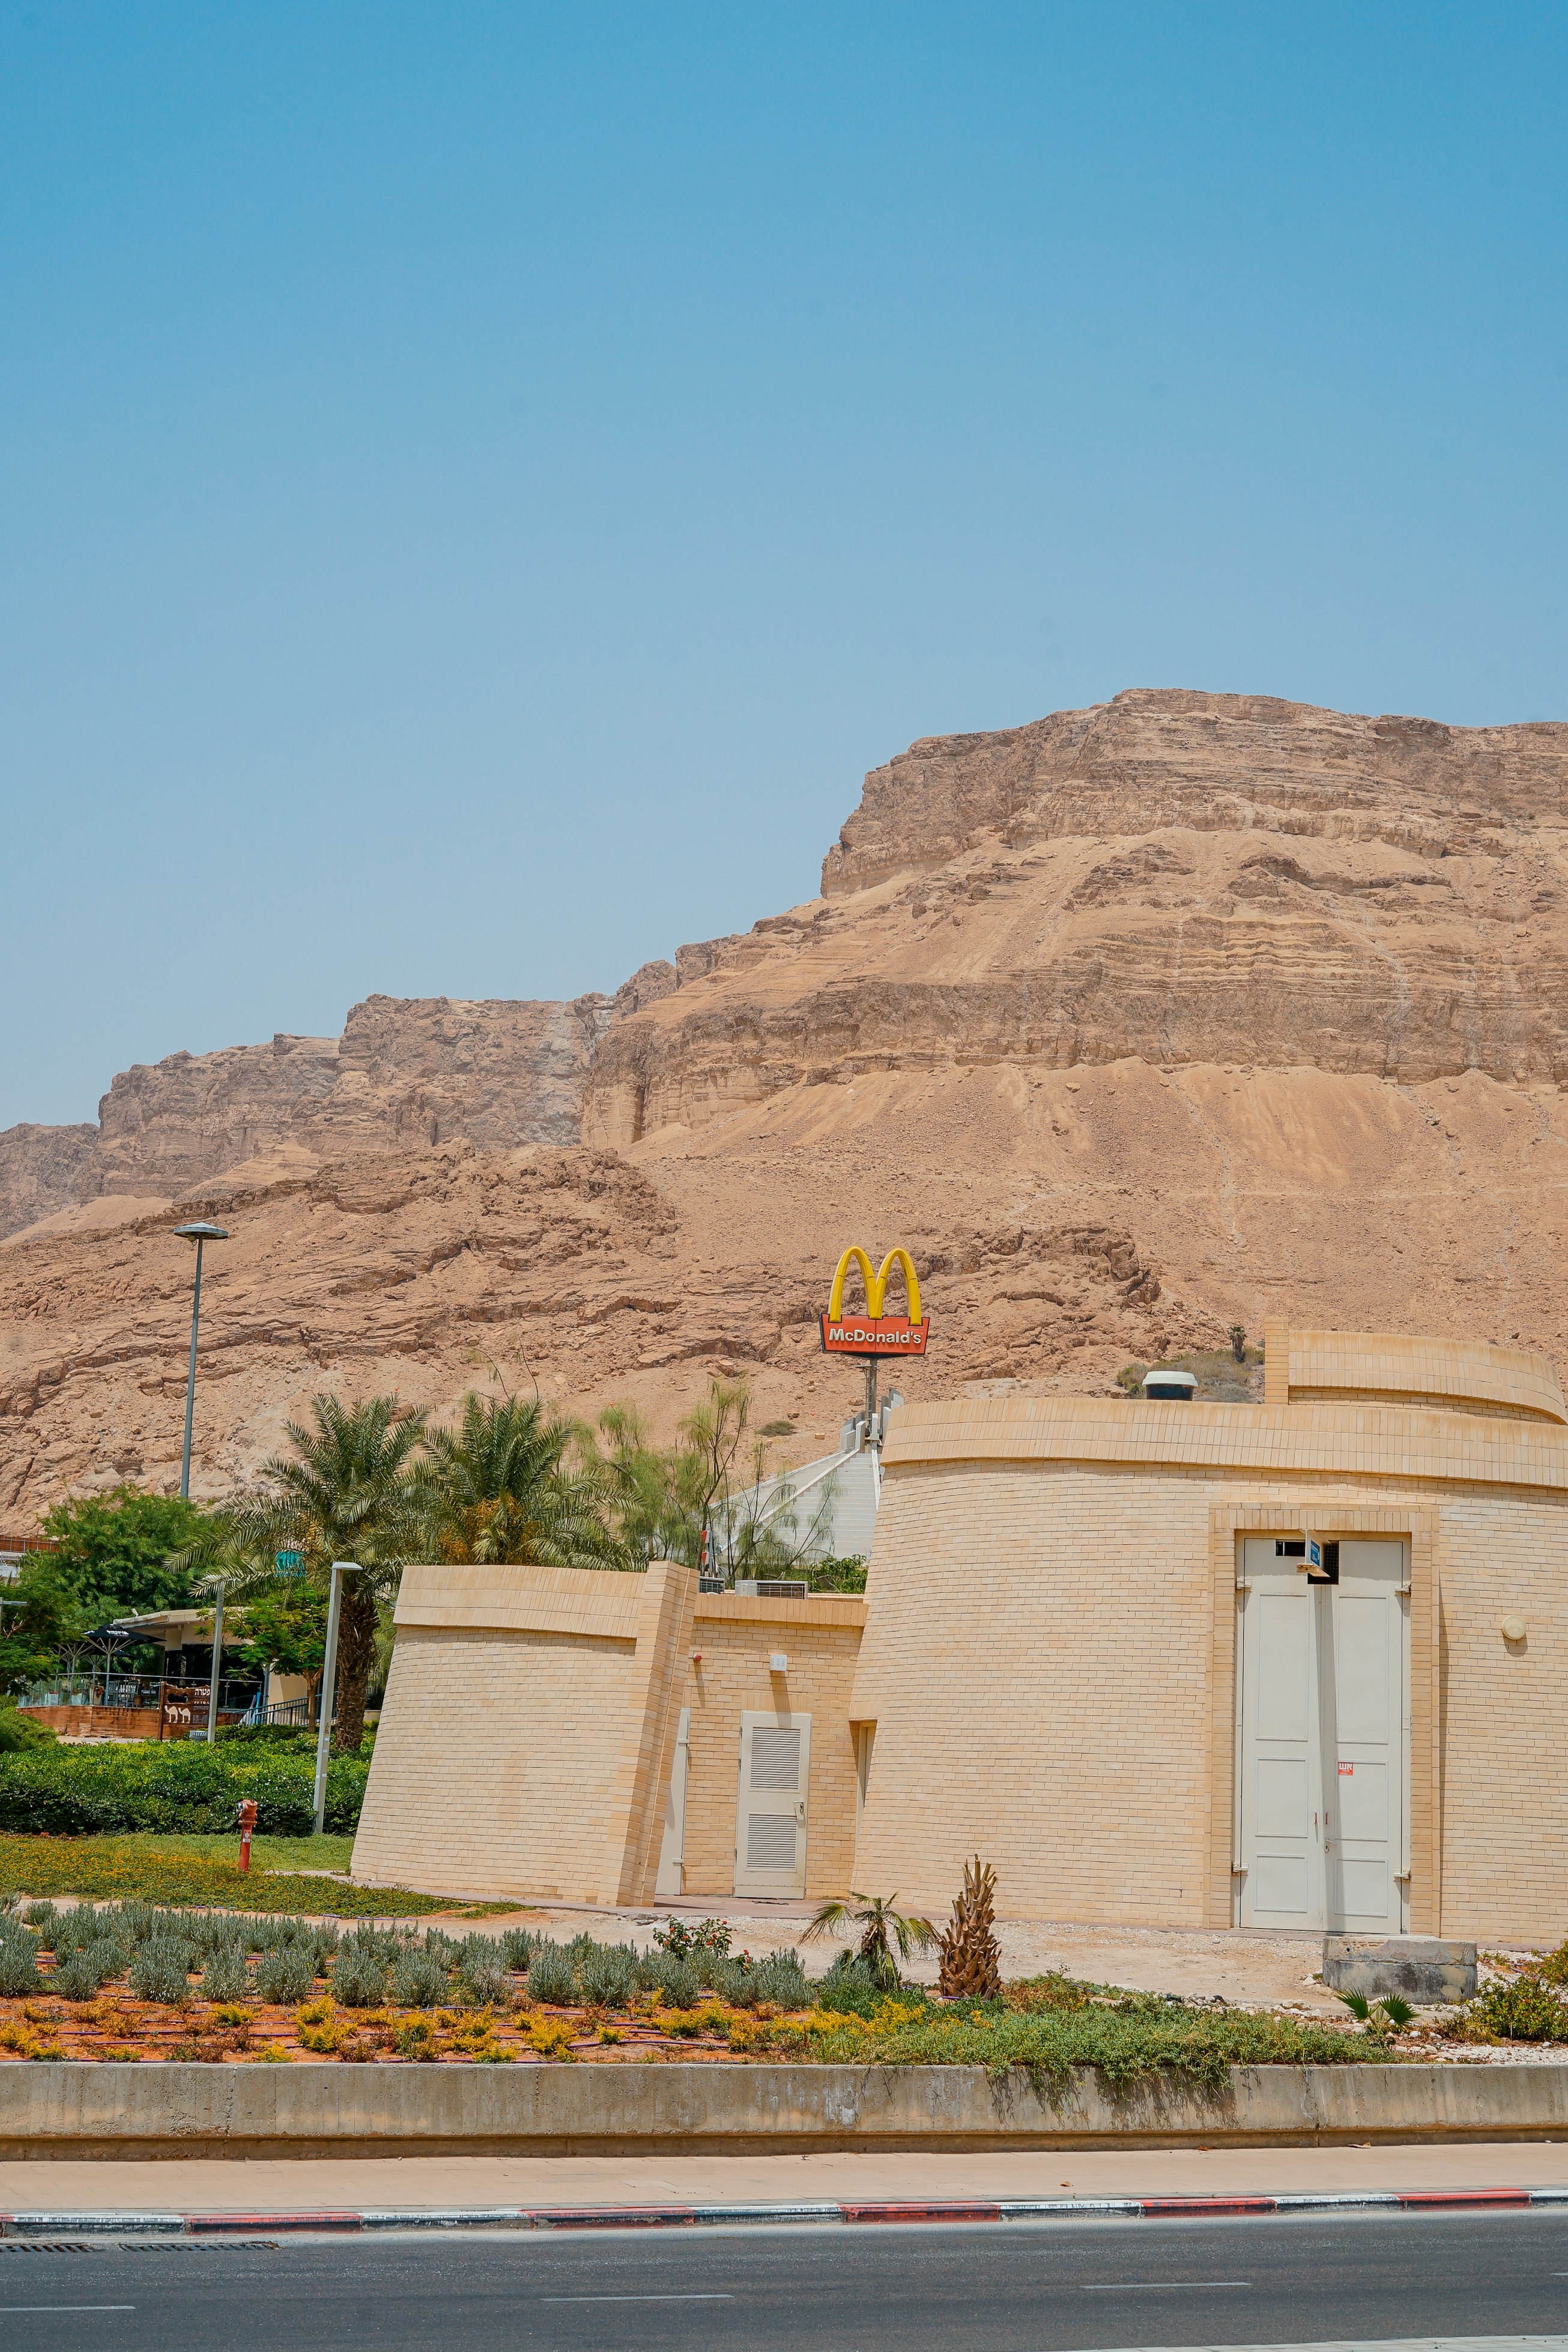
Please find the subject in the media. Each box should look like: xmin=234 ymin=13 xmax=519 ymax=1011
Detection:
xmin=852 ymin=1461 xmax=1218 ymax=1924
xmin=353 ymin=1622 xmax=641 ymax=1902
xmin=678 ymin=1593 xmax=865 ymax=1903
xmin=351 ymin=1568 xmax=868 ymax=1909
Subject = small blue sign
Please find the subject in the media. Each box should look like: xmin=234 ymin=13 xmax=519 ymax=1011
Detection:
xmin=274 ymin=1551 xmax=305 ymax=1579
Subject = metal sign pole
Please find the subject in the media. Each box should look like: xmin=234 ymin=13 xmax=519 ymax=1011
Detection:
xmin=205 ymin=1583 xmax=225 ymax=1742
xmin=312 ymin=1562 xmax=352 ymax=1836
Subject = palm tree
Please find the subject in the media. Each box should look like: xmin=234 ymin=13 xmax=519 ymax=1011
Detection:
xmin=225 ymin=1394 xmax=429 ymax=1753
xmin=425 ymin=1393 xmax=628 ymax=1570
xmin=802 ymin=1891 xmax=938 ymax=1991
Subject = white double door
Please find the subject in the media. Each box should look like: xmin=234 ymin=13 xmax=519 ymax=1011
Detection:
xmin=1237 ymin=1539 xmax=1408 ymax=1932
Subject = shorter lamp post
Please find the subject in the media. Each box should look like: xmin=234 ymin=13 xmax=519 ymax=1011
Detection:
xmin=312 ymin=1561 xmax=359 ymax=1837
xmin=172 ymin=1222 xmax=229 ymax=1502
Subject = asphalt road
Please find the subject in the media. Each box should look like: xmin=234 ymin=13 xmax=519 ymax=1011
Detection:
xmin=3 ymin=2209 xmax=1568 ymax=2351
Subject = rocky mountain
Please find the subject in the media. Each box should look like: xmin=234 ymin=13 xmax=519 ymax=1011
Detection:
xmin=5 ymin=686 xmax=1568 ymax=1517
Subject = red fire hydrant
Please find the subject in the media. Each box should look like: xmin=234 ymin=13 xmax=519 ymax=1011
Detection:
xmin=237 ymin=1798 xmax=258 ymax=1874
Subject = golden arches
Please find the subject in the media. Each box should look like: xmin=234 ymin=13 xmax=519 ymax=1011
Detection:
xmin=827 ymin=1246 xmax=922 ymax=1324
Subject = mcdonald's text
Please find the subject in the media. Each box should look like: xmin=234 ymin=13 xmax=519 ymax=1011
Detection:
xmin=820 ymin=1314 xmax=930 ymax=1356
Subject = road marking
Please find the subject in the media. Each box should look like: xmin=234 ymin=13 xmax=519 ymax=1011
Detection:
xmin=538 ymin=2293 xmax=736 ymax=2304
xmin=0 ymin=2307 xmax=136 ymax=2315
xmin=1081 ymin=2279 xmax=1253 ymax=2290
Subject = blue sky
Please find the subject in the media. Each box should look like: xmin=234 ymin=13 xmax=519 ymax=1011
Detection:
xmin=4 ymin=2 xmax=1566 ymax=1126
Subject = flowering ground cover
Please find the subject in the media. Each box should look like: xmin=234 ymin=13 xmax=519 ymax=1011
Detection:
xmin=0 ymin=1835 xmax=512 ymax=1917
xmin=0 ymin=1906 xmax=1557 ymax=2075
xmin=0 ymin=1905 xmax=1400 ymax=2080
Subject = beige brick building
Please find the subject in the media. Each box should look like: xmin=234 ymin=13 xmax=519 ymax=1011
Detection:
xmin=354 ymin=1321 xmax=1568 ymax=1942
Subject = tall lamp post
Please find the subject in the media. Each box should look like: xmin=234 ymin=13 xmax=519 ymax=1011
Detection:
xmin=172 ymin=1222 xmax=229 ymax=1501
xmin=205 ymin=1583 xmax=226 ymax=1743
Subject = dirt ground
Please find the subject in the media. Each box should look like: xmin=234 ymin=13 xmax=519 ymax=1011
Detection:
xmin=20 ymin=1882 xmax=1549 ymax=2020
xmin=425 ymin=1896 xmax=1542 ymax=2019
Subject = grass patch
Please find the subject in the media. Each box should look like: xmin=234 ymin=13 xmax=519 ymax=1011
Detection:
xmin=0 ymin=1835 xmax=518 ymax=1918
xmin=101 ymin=1832 xmax=357 ymax=1873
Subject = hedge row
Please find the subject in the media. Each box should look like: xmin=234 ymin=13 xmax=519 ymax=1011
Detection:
xmin=0 ymin=1744 xmax=369 ymax=1837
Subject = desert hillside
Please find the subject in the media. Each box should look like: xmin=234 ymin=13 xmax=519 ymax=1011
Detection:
xmin=5 ymin=686 xmax=1568 ymax=1516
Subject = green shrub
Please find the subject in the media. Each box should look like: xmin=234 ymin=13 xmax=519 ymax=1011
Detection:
xmin=578 ymin=1942 xmax=638 ymax=2009
xmin=56 ymin=1903 xmax=112 ymax=1957
xmin=331 ymin=1945 xmax=387 ymax=2008
xmin=254 ymin=1944 xmax=316 ymax=2004
xmin=118 ymin=1901 xmax=155 ymax=1945
xmin=0 ymin=1706 xmax=56 ymax=1754
xmin=55 ymin=1945 xmax=110 ymax=2000
xmin=0 ymin=1743 xmax=368 ymax=1837
xmin=200 ymin=1947 xmax=252 ymax=2003
xmin=752 ymin=1948 xmax=810 ymax=2009
xmin=390 ymin=1946 xmax=449 ymax=2007
xmin=815 ymin=1951 xmax=882 ymax=2016
xmin=501 ymin=1927 xmax=539 ymax=1972
xmin=85 ymin=1935 xmax=129 ymax=1984
xmin=191 ymin=1915 xmax=244 ymax=1960
xmin=643 ymin=1951 xmax=699 ymax=2011
xmin=455 ymin=1935 xmax=509 ymax=2005
xmin=527 ymin=1942 xmax=577 ymax=2005
xmin=23 ymin=1900 xmax=57 ymax=1935
xmin=129 ymin=1936 xmax=195 ymax=2005
xmin=214 ymin=1724 xmax=318 ymax=1749
xmin=1466 ymin=1974 xmax=1568 ymax=2042
xmin=653 ymin=1916 xmax=732 ymax=1961
xmin=0 ymin=1936 xmax=40 ymax=1995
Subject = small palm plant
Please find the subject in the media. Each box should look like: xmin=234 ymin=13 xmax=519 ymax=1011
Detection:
xmin=804 ymin=1891 xmax=937 ymax=1992
xmin=1337 ymin=1989 xmax=1414 ymax=2033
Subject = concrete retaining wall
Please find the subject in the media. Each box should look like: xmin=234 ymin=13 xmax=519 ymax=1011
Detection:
xmin=4 ymin=2063 xmax=1568 ymax=2159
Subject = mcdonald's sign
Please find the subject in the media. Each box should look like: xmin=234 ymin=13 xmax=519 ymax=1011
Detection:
xmin=820 ymin=1246 xmax=931 ymax=1357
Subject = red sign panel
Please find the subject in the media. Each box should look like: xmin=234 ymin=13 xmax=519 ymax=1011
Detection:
xmin=820 ymin=1314 xmax=931 ymax=1357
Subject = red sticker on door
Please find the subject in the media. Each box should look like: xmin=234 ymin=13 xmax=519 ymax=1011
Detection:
xmin=1339 ymin=1761 xmax=1354 ymax=1775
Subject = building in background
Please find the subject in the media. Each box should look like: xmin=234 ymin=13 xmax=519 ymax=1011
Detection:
xmin=354 ymin=1326 xmax=1568 ymax=1944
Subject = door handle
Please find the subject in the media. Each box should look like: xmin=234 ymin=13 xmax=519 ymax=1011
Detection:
xmin=795 ymin=1801 xmax=806 ymax=1821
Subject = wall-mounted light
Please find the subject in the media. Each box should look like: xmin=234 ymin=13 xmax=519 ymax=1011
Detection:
xmin=1502 ymin=1615 xmax=1527 ymax=1644
xmin=769 ymin=1652 xmax=788 ymax=1673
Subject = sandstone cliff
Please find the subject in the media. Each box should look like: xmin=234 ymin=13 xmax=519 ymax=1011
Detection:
xmin=0 ymin=991 xmax=631 ymax=1241
xmin=4 ymin=688 xmax=1567 ymax=1517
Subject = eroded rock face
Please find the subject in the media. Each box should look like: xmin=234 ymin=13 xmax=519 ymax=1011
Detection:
xmin=820 ymin=690 xmax=1567 ymax=894
xmin=0 ymin=993 xmax=619 ymax=1240
xmin=5 ymin=687 xmax=1568 ymax=1517
xmin=584 ymin=690 xmax=1568 ymax=1144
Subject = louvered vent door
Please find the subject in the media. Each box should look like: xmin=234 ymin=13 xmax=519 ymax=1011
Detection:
xmin=733 ymin=1711 xmax=812 ymax=1897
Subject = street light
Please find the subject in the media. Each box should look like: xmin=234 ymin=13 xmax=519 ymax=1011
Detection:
xmin=172 ymin=1222 xmax=229 ymax=1501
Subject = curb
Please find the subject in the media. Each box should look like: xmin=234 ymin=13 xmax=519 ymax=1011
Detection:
xmin=5 ymin=2188 xmax=1568 ymax=2235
